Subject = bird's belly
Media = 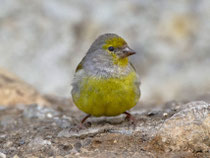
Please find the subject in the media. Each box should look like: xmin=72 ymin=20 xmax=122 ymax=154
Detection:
xmin=72 ymin=72 xmax=140 ymax=116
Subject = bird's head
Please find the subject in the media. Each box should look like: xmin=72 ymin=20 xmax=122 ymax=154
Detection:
xmin=89 ymin=33 xmax=136 ymax=67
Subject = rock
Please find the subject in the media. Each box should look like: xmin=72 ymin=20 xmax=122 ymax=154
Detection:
xmin=151 ymin=101 xmax=210 ymax=152
xmin=57 ymin=129 xmax=72 ymax=138
xmin=0 ymin=152 xmax=6 ymax=158
xmin=54 ymin=116 xmax=72 ymax=128
xmin=0 ymin=115 xmax=16 ymax=128
xmin=28 ymin=137 xmax=51 ymax=150
xmin=74 ymin=142 xmax=82 ymax=152
xmin=0 ymin=68 xmax=50 ymax=106
xmin=0 ymin=97 xmax=210 ymax=157
xmin=23 ymin=104 xmax=59 ymax=119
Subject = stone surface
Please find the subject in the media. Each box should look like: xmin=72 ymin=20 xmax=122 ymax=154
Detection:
xmin=0 ymin=68 xmax=50 ymax=106
xmin=151 ymin=101 xmax=210 ymax=153
xmin=0 ymin=152 xmax=6 ymax=158
xmin=0 ymin=0 xmax=209 ymax=103
xmin=0 ymin=98 xmax=209 ymax=157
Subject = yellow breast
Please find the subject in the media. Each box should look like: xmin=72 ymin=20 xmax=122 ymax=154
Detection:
xmin=72 ymin=71 xmax=140 ymax=116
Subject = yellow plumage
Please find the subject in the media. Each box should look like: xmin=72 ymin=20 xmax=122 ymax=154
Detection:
xmin=72 ymin=71 xmax=140 ymax=116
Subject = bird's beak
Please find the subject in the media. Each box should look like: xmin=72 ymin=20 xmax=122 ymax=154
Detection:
xmin=121 ymin=46 xmax=136 ymax=58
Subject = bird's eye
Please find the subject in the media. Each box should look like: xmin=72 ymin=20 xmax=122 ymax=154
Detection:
xmin=108 ymin=46 xmax=114 ymax=51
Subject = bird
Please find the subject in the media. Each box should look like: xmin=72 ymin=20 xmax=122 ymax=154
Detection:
xmin=71 ymin=33 xmax=140 ymax=125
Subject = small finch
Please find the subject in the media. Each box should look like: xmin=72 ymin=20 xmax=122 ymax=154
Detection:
xmin=71 ymin=33 xmax=140 ymax=124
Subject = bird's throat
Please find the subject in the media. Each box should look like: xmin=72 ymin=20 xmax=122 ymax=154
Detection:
xmin=112 ymin=54 xmax=128 ymax=67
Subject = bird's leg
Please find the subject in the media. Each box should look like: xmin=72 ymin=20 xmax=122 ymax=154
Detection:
xmin=81 ymin=114 xmax=91 ymax=124
xmin=124 ymin=111 xmax=136 ymax=124
xmin=76 ymin=114 xmax=91 ymax=129
xmin=73 ymin=114 xmax=91 ymax=131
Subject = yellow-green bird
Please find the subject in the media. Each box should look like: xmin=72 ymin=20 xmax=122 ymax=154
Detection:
xmin=71 ymin=33 xmax=140 ymax=124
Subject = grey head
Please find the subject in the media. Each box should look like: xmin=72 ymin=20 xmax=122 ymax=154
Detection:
xmin=77 ymin=33 xmax=136 ymax=77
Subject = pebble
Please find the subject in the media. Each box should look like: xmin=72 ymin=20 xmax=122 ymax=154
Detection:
xmin=0 ymin=152 xmax=6 ymax=158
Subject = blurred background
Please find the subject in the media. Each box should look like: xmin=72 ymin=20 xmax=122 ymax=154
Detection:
xmin=0 ymin=0 xmax=210 ymax=104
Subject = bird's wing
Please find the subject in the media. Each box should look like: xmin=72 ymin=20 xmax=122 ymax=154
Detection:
xmin=129 ymin=62 xmax=141 ymax=86
xmin=71 ymin=59 xmax=85 ymax=92
xmin=75 ymin=61 xmax=83 ymax=72
xmin=129 ymin=62 xmax=136 ymax=72
xmin=75 ymin=55 xmax=87 ymax=72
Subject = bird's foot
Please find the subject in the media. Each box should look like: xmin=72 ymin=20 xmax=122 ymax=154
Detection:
xmin=124 ymin=111 xmax=136 ymax=129
xmin=76 ymin=114 xmax=91 ymax=130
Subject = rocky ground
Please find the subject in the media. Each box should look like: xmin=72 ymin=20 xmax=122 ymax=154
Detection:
xmin=0 ymin=69 xmax=209 ymax=158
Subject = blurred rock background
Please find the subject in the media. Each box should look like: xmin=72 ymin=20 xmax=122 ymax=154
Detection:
xmin=0 ymin=0 xmax=210 ymax=104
